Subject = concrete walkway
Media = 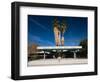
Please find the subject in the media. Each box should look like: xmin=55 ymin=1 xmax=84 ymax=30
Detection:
xmin=28 ymin=58 xmax=88 ymax=66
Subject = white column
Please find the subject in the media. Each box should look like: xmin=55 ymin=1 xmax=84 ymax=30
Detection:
xmin=44 ymin=51 xmax=46 ymax=60
xmin=73 ymin=52 xmax=76 ymax=59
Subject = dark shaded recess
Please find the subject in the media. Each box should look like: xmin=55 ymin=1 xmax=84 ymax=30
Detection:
xmin=77 ymin=39 xmax=88 ymax=58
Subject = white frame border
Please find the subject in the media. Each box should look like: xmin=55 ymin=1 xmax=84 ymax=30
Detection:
xmin=20 ymin=6 xmax=95 ymax=76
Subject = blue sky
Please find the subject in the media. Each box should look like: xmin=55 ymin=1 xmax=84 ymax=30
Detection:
xmin=28 ymin=15 xmax=87 ymax=46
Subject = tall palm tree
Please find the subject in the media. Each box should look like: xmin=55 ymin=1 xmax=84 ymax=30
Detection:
xmin=53 ymin=17 xmax=61 ymax=46
xmin=60 ymin=18 xmax=67 ymax=46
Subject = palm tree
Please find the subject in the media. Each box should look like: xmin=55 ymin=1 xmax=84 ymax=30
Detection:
xmin=60 ymin=18 xmax=67 ymax=46
xmin=53 ymin=17 xmax=61 ymax=46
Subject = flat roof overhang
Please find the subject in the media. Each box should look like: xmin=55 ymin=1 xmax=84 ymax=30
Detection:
xmin=37 ymin=46 xmax=82 ymax=50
